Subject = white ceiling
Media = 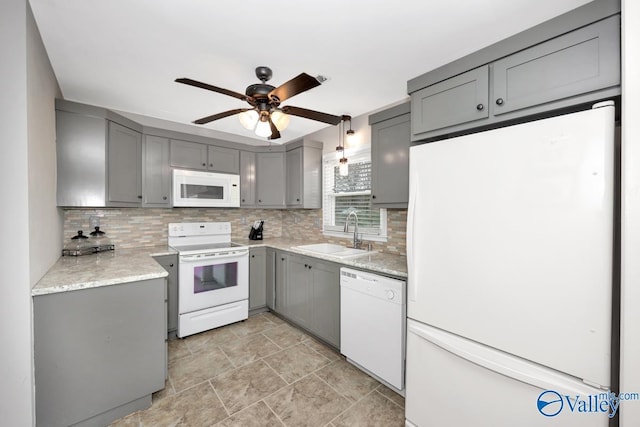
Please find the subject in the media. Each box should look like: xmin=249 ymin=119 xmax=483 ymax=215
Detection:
xmin=29 ymin=0 xmax=593 ymax=145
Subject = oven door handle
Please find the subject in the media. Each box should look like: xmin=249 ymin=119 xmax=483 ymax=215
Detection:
xmin=180 ymin=251 xmax=248 ymax=263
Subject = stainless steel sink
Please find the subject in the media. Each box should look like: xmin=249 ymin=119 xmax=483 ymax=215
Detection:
xmin=292 ymin=243 xmax=375 ymax=259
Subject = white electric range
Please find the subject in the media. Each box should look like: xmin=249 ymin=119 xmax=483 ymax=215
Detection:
xmin=168 ymin=222 xmax=249 ymax=338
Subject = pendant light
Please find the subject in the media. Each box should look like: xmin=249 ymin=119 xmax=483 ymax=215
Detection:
xmin=338 ymin=116 xmax=350 ymax=176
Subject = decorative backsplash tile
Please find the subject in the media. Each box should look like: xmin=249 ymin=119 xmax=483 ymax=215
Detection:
xmin=63 ymin=207 xmax=407 ymax=255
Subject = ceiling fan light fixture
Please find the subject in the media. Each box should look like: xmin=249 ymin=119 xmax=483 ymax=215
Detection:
xmin=239 ymin=109 xmax=259 ymax=130
xmin=255 ymin=119 xmax=272 ymax=138
xmin=271 ymin=110 xmax=290 ymax=131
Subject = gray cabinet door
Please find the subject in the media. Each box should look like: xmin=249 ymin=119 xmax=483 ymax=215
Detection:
xmin=107 ymin=121 xmax=142 ymax=205
xmin=274 ymin=251 xmax=289 ymax=314
xmin=249 ymin=247 xmax=267 ymax=311
xmin=170 ymin=139 xmax=208 ymax=170
xmin=142 ymin=135 xmax=171 ymax=207
xmin=154 ymin=254 xmax=178 ymax=334
xmin=286 ymin=147 xmax=303 ymax=207
xmin=286 ymin=254 xmax=312 ymax=329
xmin=310 ymin=259 xmax=340 ymax=348
xmin=492 ymin=16 xmax=620 ymax=116
xmin=240 ymin=151 xmax=256 ymax=206
xmin=411 ymin=65 xmax=489 ymax=138
xmin=208 ymin=146 xmax=240 ymax=174
xmin=256 ymin=152 xmax=285 ymax=207
xmin=34 ymin=279 xmax=165 ymax=427
xmin=266 ymin=248 xmax=275 ymax=310
xmin=371 ymin=111 xmax=411 ymax=208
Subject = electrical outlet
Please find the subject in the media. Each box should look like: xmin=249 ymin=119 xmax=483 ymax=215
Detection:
xmin=240 ymin=217 xmax=247 ymax=225
xmin=314 ymin=218 xmax=320 ymax=227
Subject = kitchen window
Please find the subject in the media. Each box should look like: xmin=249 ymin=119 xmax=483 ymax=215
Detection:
xmin=323 ymin=147 xmax=387 ymax=241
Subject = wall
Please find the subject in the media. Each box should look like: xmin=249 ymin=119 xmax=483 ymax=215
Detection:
xmin=620 ymin=0 xmax=640 ymax=425
xmin=27 ymin=2 xmax=63 ymax=285
xmin=0 ymin=0 xmax=33 ymax=424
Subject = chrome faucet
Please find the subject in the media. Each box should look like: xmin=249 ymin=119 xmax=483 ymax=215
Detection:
xmin=344 ymin=211 xmax=362 ymax=249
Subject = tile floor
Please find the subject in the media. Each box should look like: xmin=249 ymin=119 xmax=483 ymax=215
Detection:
xmin=110 ymin=312 xmax=405 ymax=427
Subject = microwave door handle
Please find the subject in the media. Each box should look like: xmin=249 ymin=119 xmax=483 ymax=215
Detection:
xmin=180 ymin=252 xmax=247 ymax=263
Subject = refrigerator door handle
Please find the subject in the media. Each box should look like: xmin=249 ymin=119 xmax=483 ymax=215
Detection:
xmin=408 ymin=320 xmax=604 ymax=394
xmin=407 ymin=169 xmax=418 ymax=303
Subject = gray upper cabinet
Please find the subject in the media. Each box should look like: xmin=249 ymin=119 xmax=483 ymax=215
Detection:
xmin=170 ymin=139 xmax=240 ymax=174
xmin=491 ymin=15 xmax=620 ymax=117
xmin=56 ymin=106 xmax=143 ymax=207
xmin=285 ymin=142 xmax=323 ymax=209
xmin=256 ymin=151 xmax=286 ymax=208
xmin=249 ymin=247 xmax=267 ymax=312
xmin=240 ymin=151 xmax=256 ymax=207
xmin=142 ymin=135 xmax=171 ymax=208
xmin=411 ymin=66 xmax=489 ymax=137
xmin=409 ymin=10 xmax=621 ymax=142
xmin=370 ymin=102 xmax=411 ymax=208
xmin=208 ymin=145 xmax=240 ymax=174
xmin=170 ymin=139 xmax=208 ymax=170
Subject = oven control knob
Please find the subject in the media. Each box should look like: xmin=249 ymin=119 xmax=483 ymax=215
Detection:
xmin=386 ymin=290 xmax=395 ymax=300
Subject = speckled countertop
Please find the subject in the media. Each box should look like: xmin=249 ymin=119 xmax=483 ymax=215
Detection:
xmin=33 ymin=239 xmax=407 ymax=297
xmin=32 ymin=246 xmax=175 ymax=296
xmin=236 ymin=238 xmax=408 ymax=279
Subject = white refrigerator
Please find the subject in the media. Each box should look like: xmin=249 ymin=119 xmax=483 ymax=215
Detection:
xmin=406 ymin=103 xmax=616 ymax=427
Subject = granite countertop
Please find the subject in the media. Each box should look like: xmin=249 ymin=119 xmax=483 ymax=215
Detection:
xmin=32 ymin=246 xmax=176 ymax=296
xmin=235 ymin=238 xmax=408 ymax=279
xmin=33 ymin=238 xmax=407 ymax=297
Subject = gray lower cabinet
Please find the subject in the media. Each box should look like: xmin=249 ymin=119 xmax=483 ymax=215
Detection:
xmin=154 ymin=254 xmax=178 ymax=334
xmin=409 ymin=14 xmax=621 ymax=141
xmin=273 ymin=251 xmax=289 ymax=315
xmin=278 ymin=253 xmax=340 ymax=348
xmin=240 ymin=151 xmax=256 ymax=207
xmin=256 ymin=152 xmax=286 ymax=208
xmin=249 ymin=247 xmax=267 ymax=311
xmin=34 ymin=278 xmax=166 ymax=427
xmin=266 ymin=248 xmax=276 ymax=310
xmin=285 ymin=143 xmax=323 ymax=209
xmin=56 ymin=107 xmax=143 ymax=207
xmin=370 ymin=102 xmax=411 ymax=208
xmin=142 ymin=135 xmax=171 ymax=207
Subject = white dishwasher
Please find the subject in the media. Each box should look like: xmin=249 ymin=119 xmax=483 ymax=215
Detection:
xmin=340 ymin=267 xmax=406 ymax=393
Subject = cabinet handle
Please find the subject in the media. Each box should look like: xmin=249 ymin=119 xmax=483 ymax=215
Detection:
xmin=308 ymin=265 xmax=312 ymax=270
xmin=202 ymin=162 xmax=206 ymax=166
xmin=296 ymin=198 xmax=300 ymax=202
xmin=372 ymin=195 xmax=376 ymax=199
xmin=476 ymin=103 xmax=484 ymax=111
xmin=304 ymin=264 xmax=308 ymax=268
xmin=252 ymin=255 xmax=255 ymax=258
xmin=496 ymin=98 xmax=504 ymax=106
xmin=242 ymin=199 xmax=245 ymax=202
xmin=258 ymin=200 xmax=262 ymax=203
xmin=169 ymin=264 xmax=174 ymax=267
xmin=281 ymin=257 xmax=285 ymax=261
xmin=137 ymin=195 xmax=142 ymax=199
xmin=210 ymin=163 xmax=213 ymax=167
xmin=163 ymin=196 xmax=167 ymax=200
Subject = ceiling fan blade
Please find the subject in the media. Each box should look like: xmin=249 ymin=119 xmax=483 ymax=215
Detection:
xmin=176 ymin=78 xmax=250 ymax=102
xmin=268 ymin=117 xmax=281 ymax=140
xmin=268 ymin=73 xmax=321 ymax=103
xmin=281 ymin=105 xmax=343 ymax=125
xmin=193 ymin=108 xmax=248 ymax=125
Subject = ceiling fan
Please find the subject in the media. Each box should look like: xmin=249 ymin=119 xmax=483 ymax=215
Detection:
xmin=175 ymin=66 xmax=346 ymax=140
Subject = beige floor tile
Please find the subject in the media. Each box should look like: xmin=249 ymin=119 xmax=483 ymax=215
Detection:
xmin=264 ymin=374 xmax=351 ymax=427
xmin=139 ymin=382 xmax=228 ymax=427
xmin=168 ymin=337 xmax=191 ymax=363
xmin=315 ymin=359 xmax=380 ymax=402
xmin=376 ymin=384 xmax=405 ymax=408
xmin=184 ymin=325 xmax=240 ymax=354
xmin=220 ymin=333 xmax=282 ymax=367
xmin=215 ymin=401 xmax=284 ymax=427
xmin=262 ymin=323 xmax=308 ymax=349
xmin=264 ymin=343 xmax=332 ymax=384
xmin=152 ymin=379 xmax=175 ymax=403
xmin=169 ymin=347 xmax=234 ymax=392
xmin=211 ymin=360 xmax=287 ymax=415
xmin=303 ymin=337 xmax=342 ymax=361
xmin=260 ymin=311 xmax=286 ymax=325
xmin=332 ymin=390 xmax=405 ymax=427
xmin=226 ymin=314 xmax=279 ymax=337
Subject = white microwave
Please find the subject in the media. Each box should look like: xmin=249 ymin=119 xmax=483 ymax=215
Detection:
xmin=172 ymin=169 xmax=240 ymax=207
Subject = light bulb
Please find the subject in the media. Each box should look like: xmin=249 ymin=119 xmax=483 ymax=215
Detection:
xmin=239 ymin=109 xmax=259 ymax=130
xmin=255 ymin=120 xmax=272 ymax=137
xmin=339 ymin=157 xmax=349 ymax=176
xmin=271 ymin=110 xmax=290 ymax=131
xmin=346 ymin=129 xmax=355 ymax=144
xmin=335 ymin=146 xmax=344 ymax=160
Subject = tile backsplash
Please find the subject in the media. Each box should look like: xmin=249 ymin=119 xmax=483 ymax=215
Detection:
xmin=63 ymin=208 xmax=407 ymax=256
